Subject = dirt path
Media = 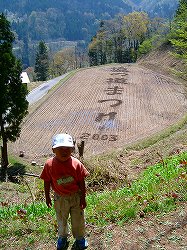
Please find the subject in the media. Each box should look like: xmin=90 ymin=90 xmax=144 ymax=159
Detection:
xmin=9 ymin=64 xmax=186 ymax=164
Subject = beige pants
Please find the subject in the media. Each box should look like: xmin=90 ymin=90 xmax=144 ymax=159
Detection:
xmin=54 ymin=192 xmax=86 ymax=239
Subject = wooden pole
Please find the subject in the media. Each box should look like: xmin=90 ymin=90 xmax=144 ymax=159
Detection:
xmin=77 ymin=141 xmax=85 ymax=159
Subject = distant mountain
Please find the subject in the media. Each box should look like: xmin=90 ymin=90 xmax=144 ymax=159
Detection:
xmin=135 ymin=0 xmax=179 ymax=18
xmin=0 ymin=0 xmax=132 ymax=42
xmin=0 ymin=0 xmax=179 ymax=67
xmin=0 ymin=0 xmax=179 ymax=43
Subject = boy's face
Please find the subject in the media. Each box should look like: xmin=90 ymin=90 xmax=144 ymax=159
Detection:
xmin=53 ymin=146 xmax=73 ymax=162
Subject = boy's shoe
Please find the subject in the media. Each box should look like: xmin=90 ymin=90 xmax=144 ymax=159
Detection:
xmin=57 ymin=237 xmax=68 ymax=250
xmin=73 ymin=238 xmax=88 ymax=249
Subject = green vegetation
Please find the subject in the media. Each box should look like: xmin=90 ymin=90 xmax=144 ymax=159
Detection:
xmin=87 ymin=0 xmax=187 ymax=76
xmin=34 ymin=41 xmax=49 ymax=81
xmin=0 ymin=0 xmax=176 ymax=43
xmin=169 ymin=0 xmax=187 ymax=79
xmin=0 ymin=0 xmax=178 ymax=69
xmin=1 ymin=151 xmax=187 ymax=248
xmin=88 ymin=12 xmax=151 ymax=65
xmin=88 ymin=11 xmax=173 ymax=66
xmin=87 ymin=152 xmax=187 ymax=225
xmin=137 ymin=0 xmax=187 ymax=78
xmin=0 ymin=13 xmax=28 ymax=181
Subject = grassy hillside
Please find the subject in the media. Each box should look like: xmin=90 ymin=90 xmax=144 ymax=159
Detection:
xmin=1 ymin=127 xmax=187 ymax=249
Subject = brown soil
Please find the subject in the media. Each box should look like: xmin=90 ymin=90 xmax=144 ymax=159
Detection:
xmin=88 ymin=204 xmax=187 ymax=250
xmin=9 ymin=63 xmax=186 ymax=166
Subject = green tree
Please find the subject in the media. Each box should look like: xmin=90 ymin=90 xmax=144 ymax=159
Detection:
xmin=0 ymin=13 xmax=28 ymax=180
xmin=88 ymin=21 xmax=108 ymax=66
xmin=122 ymin=11 xmax=149 ymax=61
xmin=175 ymin=0 xmax=187 ymax=18
xmin=88 ymin=12 xmax=151 ymax=65
xmin=169 ymin=0 xmax=187 ymax=56
xmin=169 ymin=0 xmax=187 ymax=78
xmin=50 ymin=47 xmax=76 ymax=76
xmin=138 ymin=38 xmax=153 ymax=56
xmin=34 ymin=41 xmax=49 ymax=81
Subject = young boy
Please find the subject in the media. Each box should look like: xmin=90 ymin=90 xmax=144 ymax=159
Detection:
xmin=40 ymin=133 xmax=89 ymax=250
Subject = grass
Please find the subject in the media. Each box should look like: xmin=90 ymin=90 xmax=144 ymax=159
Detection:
xmin=86 ymin=151 xmax=187 ymax=225
xmin=1 ymin=151 xmax=187 ymax=249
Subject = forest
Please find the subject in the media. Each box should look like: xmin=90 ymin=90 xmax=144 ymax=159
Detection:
xmin=87 ymin=0 xmax=186 ymax=77
xmin=0 ymin=0 xmax=178 ymax=42
xmin=1 ymin=0 xmax=186 ymax=80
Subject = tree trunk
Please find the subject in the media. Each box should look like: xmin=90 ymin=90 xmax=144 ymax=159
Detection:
xmin=77 ymin=140 xmax=85 ymax=159
xmin=0 ymin=125 xmax=9 ymax=181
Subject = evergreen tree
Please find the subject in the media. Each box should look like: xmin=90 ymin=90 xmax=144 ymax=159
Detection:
xmin=169 ymin=0 xmax=187 ymax=75
xmin=175 ymin=0 xmax=187 ymax=18
xmin=88 ymin=36 xmax=100 ymax=66
xmin=0 ymin=13 xmax=29 ymax=180
xmin=34 ymin=41 xmax=49 ymax=81
xmin=170 ymin=0 xmax=187 ymax=53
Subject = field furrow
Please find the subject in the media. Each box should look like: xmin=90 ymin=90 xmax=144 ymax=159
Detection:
xmin=9 ymin=64 xmax=187 ymax=163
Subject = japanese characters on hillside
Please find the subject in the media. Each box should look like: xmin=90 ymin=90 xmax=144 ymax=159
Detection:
xmin=80 ymin=66 xmax=129 ymax=143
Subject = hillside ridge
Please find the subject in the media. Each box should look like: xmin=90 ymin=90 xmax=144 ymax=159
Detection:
xmin=138 ymin=43 xmax=186 ymax=84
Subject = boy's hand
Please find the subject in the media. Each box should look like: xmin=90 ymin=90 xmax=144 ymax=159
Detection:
xmin=78 ymin=179 xmax=87 ymax=209
xmin=46 ymin=196 xmax=52 ymax=208
xmin=44 ymin=181 xmax=52 ymax=208
xmin=80 ymin=196 xmax=87 ymax=209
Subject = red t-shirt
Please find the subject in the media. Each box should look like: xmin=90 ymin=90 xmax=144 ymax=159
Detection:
xmin=40 ymin=156 xmax=89 ymax=195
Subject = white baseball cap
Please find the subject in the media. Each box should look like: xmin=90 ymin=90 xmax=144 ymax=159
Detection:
xmin=52 ymin=133 xmax=74 ymax=148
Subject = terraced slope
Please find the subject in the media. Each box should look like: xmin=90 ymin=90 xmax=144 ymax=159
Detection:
xmin=10 ymin=64 xmax=187 ymax=163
